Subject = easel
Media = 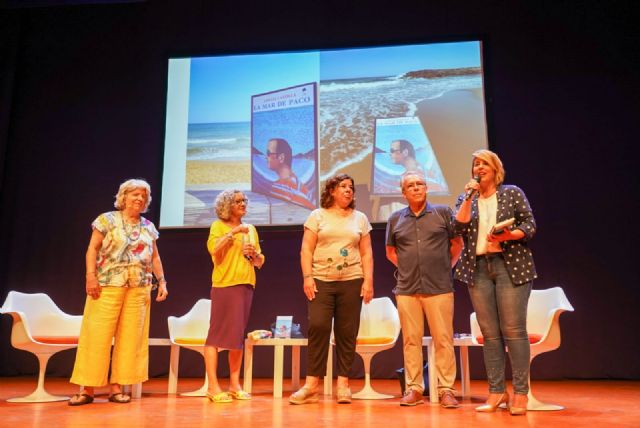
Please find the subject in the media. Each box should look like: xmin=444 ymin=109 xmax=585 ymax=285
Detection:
xmin=370 ymin=195 xmax=406 ymax=222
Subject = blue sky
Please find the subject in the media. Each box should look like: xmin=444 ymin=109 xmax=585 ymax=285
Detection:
xmin=320 ymin=41 xmax=481 ymax=80
xmin=186 ymin=41 xmax=481 ymax=123
xmin=188 ymin=52 xmax=319 ymax=123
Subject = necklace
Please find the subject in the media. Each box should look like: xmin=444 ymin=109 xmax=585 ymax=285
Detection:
xmin=121 ymin=212 xmax=141 ymax=244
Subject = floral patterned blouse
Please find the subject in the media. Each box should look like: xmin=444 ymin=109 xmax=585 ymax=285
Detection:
xmin=92 ymin=211 xmax=159 ymax=287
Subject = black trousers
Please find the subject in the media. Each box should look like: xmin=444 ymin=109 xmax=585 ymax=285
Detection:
xmin=306 ymin=278 xmax=363 ymax=377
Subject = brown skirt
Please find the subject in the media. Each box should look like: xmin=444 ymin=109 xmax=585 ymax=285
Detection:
xmin=205 ymin=284 xmax=254 ymax=349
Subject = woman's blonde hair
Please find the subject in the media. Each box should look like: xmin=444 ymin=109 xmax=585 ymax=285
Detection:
xmin=214 ymin=189 xmax=244 ymax=220
xmin=114 ymin=178 xmax=152 ymax=212
xmin=472 ymin=149 xmax=505 ymax=186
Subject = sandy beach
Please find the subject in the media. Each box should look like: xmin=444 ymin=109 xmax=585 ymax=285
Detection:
xmin=417 ymin=88 xmax=488 ymax=207
xmin=186 ymin=159 xmax=250 ymax=185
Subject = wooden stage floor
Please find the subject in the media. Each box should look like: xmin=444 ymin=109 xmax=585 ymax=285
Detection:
xmin=1 ymin=377 xmax=638 ymax=427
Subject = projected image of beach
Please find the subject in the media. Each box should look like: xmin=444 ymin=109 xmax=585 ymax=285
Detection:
xmin=187 ymin=122 xmax=251 ymax=187
xmin=318 ymin=41 xmax=487 ymax=219
xmin=161 ymin=41 xmax=488 ymax=227
xmin=181 ymin=53 xmax=320 ymax=226
xmin=184 ymin=122 xmax=251 ymax=225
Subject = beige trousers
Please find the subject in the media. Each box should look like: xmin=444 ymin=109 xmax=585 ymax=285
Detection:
xmin=396 ymin=292 xmax=456 ymax=395
xmin=70 ymin=286 xmax=151 ymax=387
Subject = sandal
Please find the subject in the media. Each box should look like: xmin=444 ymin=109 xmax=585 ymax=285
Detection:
xmin=229 ymin=390 xmax=251 ymax=400
xmin=68 ymin=392 xmax=94 ymax=406
xmin=336 ymin=386 xmax=352 ymax=404
xmin=207 ymin=391 xmax=233 ymax=403
xmin=289 ymin=387 xmax=319 ymax=405
xmin=108 ymin=392 xmax=131 ymax=403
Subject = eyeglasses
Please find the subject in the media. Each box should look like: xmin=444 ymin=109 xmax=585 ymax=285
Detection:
xmin=266 ymin=150 xmax=281 ymax=157
xmin=390 ymin=148 xmax=402 ymax=154
xmin=233 ymin=198 xmax=249 ymax=205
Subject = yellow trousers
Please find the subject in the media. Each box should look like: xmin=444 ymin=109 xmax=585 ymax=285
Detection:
xmin=70 ymin=286 xmax=151 ymax=387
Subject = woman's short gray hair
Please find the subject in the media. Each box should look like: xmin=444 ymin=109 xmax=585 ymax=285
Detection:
xmin=114 ymin=178 xmax=152 ymax=212
xmin=214 ymin=189 xmax=243 ymax=220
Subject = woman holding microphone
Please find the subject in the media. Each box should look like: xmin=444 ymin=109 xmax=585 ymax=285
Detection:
xmin=454 ymin=150 xmax=537 ymax=415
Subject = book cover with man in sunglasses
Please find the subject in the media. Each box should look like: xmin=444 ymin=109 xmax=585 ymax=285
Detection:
xmin=251 ymin=83 xmax=318 ymax=211
xmin=371 ymin=116 xmax=448 ymax=197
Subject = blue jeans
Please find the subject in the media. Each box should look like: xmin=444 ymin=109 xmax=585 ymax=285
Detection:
xmin=469 ymin=254 xmax=531 ymax=394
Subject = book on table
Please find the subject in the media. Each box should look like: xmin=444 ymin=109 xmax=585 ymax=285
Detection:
xmin=274 ymin=316 xmax=293 ymax=338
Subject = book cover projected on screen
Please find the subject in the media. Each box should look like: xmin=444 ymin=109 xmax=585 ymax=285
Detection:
xmin=250 ymin=83 xmax=318 ymax=221
xmin=372 ymin=117 xmax=448 ymax=196
xmin=160 ymin=41 xmax=488 ymax=228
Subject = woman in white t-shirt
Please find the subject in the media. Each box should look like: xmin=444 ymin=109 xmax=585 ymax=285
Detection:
xmin=289 ymin=173 xmax=374 ymax=405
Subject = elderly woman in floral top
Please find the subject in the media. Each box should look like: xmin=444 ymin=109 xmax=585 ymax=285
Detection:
xmin=69 ymin=178 xmax=168 ymax=406
xmin=454 ymin=150 xmax=536 ymax=416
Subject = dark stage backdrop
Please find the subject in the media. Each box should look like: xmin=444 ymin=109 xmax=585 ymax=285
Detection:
xmin=0 ymin=1 xmax=638 ymax=382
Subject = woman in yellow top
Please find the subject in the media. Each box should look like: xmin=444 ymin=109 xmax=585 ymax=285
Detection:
xmin=205 ymin=190 xmax=264 ymax=403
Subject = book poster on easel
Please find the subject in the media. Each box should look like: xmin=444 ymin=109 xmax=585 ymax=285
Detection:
xmin=251 ymin=83 xmax=318 ymax=211
xmin=371 ymin=116 xmax=448 ymax=196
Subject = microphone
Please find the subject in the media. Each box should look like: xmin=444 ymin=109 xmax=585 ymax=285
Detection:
xmin=242 ymin=228 xmax=253 ymax=261
xmin=464 ymin=176 xmax=481 ymax=200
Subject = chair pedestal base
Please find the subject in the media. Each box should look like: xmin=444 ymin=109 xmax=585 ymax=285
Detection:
xmin=7 ymin=354 xmax=69 ymax=403
xmin=527 ymin=391 xmax=564 ymax=411
xmin=352 ymin=385 xmax=394 ymax=400
xmin=352 ymin=354 xmax=394 ymax=400
xmin=180 ymin=374 xmax=209 ymax=397
xmin=7 ymin=391 xmax=69 ymax=403
xmin=524 ymin=370 xmax=565 ymax=411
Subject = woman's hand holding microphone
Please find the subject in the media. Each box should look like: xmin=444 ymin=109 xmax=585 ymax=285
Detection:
xmin=463 ymin=176 xmax=481 ymax=201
